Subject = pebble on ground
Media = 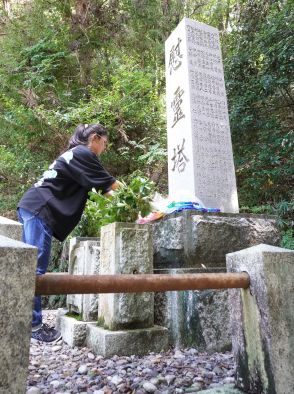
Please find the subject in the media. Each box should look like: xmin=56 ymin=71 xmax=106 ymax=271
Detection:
xmin=26 ymin=311 xmax=235 ymax=394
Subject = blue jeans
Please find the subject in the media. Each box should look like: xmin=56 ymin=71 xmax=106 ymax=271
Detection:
xmin=17 ymin=208 xmax=53 ymax=327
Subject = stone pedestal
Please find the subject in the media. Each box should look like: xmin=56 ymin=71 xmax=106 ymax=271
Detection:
xmin=227 ymin=244 xmax=294 ymax=394
xmin=99 ymin=223 xmax=154 ymax=330
xmin=152 ymin=211 xmax=280 ymax=269
xmin=0 ymin=235 xmax=37 ymax=394
xmin=67 ymin=237 xmax=100 ymax=321
xmin=0 ymin=215 xmax=22 ymax=241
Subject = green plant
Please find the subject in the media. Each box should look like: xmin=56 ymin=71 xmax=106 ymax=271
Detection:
xmin=74 ymin=173 xmax=156 ymax=237
xmin=66 ymin=312 xmax=83 ymax=321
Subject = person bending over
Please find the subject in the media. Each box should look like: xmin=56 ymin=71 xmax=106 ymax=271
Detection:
xmin=17 ymin=124 xmax=120 ymax=342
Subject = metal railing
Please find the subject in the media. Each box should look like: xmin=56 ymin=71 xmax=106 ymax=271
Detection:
xmin=35 ymin=272 xmax=250 ymax=295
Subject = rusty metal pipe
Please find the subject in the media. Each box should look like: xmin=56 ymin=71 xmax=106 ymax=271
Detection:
xmin=35 ymin=272 xmax=250 ymax=295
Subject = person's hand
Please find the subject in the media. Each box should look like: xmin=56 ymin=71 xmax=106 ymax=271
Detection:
xmin=111 ymin=180 xmax=123 ymax=190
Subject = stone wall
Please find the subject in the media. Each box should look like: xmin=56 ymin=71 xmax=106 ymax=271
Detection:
xmin=154 ymin=268 xmax=231 ymax=351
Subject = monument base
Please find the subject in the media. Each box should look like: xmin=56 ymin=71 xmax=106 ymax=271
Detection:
xmin=86 ymin=324 xmax=168 ymax=357
xmin=152 ymin=211 xmax=280 ymax=269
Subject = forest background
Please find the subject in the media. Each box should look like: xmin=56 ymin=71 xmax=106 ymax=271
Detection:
xmin=0 ymin=0 xmax=293 ymax=249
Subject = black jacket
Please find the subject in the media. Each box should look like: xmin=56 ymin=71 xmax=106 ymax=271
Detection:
xmin=18 ymin=145 xmax=115 ymax=241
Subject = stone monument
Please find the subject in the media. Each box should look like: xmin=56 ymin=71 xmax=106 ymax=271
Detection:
xmin=165 ymin=17 xmax=239 ymax=213
xmin=153 ymin=18 xmax=281 ymax=351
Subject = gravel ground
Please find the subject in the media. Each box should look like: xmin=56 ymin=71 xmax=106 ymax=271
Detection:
xmin=26 ymin=311 xmax=236 ymax=394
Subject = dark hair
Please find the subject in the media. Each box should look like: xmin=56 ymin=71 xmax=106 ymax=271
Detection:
xmin=68 ymin=124 xmax=108 ymax=149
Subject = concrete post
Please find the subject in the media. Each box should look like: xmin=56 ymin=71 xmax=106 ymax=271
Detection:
xmin=87 ymin=222 xmax=168 ymax=357
xmin=226 ymin=244 xmax=294 ymax=394
xmin=0 ymin=235 xmax=37 ymax=394
xmin=99 ymin=222 xmax=154 ymax=330
xmin=0 ymin=215 xmax=22 ymax=241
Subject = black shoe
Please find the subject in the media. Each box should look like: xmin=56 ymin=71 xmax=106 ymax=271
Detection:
xmin=31 ymin=323 xmax=62 ymax=343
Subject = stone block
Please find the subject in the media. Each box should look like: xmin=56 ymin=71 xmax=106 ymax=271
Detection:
xmin=0 ymin=216 xmax=22 ymax=241
xmin=0 ymin=235 xmax=37 ymax=394
xmin=226 ymin=244 xmax=294 ymax=394
xmin=99 ymin=223 xmax=154 ymax=330
xmin=86 ymin=323 xmax=168 ymax=357
xmin=59 ymin=315 xmax=88 ymax=347
xmin=153 ymin=211 xmax=280 ymax=268
xmin=67 ymin=237 xmax=100 ymax=321
xmin=154 ymin=268 xmax=231 ymax=352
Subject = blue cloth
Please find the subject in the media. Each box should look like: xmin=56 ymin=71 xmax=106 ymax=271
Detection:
xmin=166 ymin=201 xmax=220 ymax=214
xmin=17 ymin=208 xmax=53 ymax=327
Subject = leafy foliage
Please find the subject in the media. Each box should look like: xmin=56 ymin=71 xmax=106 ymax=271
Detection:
xmin=73 ymin=174 xmax=155 ymax=237
xmin=0 ymin=0 xmax=293 ymax=247
xmin=224 ymin=0 xmax=294 ymax=206
xmin=240 ymin=200 xmax=294 ymax=249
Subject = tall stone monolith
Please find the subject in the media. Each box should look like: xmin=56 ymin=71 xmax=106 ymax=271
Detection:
xmin=165 ymin=17 xmax=239 ymax=212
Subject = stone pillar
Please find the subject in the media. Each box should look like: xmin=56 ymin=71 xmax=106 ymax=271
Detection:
xmin=86 ymin=223 xmax=168 ymax=357
xmin=0 ymin=235 xmax=37 ymax=394
xmin=98 ymin=222 xmax=154 ymax=330
xmin=165 ymin=18 xmax=238 ymax=212
xmin=226 ymin=244 xmax=294 ymax=394
xmin=0 ymin=216 xmax=22 ymax=241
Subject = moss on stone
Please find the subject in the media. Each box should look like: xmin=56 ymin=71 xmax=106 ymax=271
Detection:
xmin=241 ymin=288 xmax=269 ymax=392
xmin=66 ymin=312 xmax=82 ymax=321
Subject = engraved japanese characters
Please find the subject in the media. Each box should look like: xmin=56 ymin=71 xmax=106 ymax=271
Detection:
xmin=165 ymin=18 xmax=239 ymax=213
